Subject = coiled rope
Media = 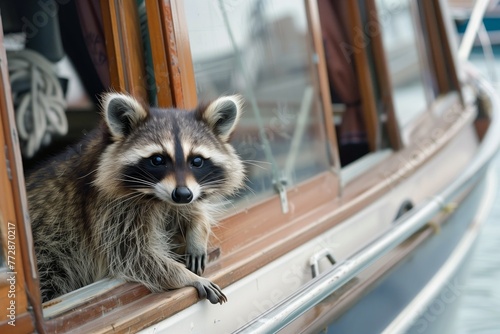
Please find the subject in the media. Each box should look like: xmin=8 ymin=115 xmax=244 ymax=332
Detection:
xmin=7 ymin=49 xmax=67 ymax=158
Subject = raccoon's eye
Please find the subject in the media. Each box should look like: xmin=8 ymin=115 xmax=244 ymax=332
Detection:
xmin=191 ymin=156 xmax=204 ymax=168
xmin=150 ymin=154 xmax=166 ymax=166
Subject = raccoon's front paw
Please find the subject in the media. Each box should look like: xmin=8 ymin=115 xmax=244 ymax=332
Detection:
xmin=192 ymin=278 xmax=227 ymax=304
xmin=186 ymin=251 xmax=206 ymax=276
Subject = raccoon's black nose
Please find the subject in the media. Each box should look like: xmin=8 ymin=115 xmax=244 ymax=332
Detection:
xmin=172 ymin=187 xmax=193 ymax=204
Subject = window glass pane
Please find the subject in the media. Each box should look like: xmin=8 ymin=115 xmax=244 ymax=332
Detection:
xmin=376 ymin=0 xmax=428 ymax=129
xmin=184 ymin=0 xmax=331 ymax=204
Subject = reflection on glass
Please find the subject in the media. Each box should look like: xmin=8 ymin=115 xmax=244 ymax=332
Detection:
xmin=185 ymin=0 xmax=331 ymax=205
xmin=376 ymin=0 xmax=428 ymax=128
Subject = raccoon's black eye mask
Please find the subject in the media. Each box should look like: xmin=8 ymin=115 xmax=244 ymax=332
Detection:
xmin=148 ymin=154 xmax=205 ymax=168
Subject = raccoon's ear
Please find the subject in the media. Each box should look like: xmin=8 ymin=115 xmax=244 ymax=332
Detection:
xmin=197 ymin=95 xmax=243 ymax=142
xmin=102 ymin=93 xmax=148 ymax=140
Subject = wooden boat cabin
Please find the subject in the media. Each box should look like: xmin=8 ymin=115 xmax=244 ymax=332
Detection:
xmin=1 ymin=0 xmax=499 ymax=333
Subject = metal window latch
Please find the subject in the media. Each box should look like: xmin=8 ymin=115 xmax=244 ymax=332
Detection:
xmin=310 ymin=249 xmax=336 ymax=278
xmin=273 ymin=173 xmax=289 ymax=214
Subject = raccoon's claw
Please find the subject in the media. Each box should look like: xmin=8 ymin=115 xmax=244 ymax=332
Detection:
xmin=186 ymin=253 xmax=206 ymax=276
xmin=192 ymin=279 xmax=227 ymax=304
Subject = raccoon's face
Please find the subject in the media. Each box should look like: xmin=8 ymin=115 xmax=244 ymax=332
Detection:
xmin=95 ymin=93 xmax=245 ymax=206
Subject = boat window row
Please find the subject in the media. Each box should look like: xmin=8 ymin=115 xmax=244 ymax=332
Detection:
xmin=182 ymin=0 xmax=461 ymax=206
xmin=0 ymin=0 xmax=462 ymax=331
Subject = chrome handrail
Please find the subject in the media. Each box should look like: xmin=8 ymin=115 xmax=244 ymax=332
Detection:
xmin=233 ymin=78 xmax=500 ymax=334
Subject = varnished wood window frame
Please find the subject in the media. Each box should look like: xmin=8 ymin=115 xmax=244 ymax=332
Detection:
xmin=364 ymin=0 xmax=404 ymax=150
xmin=345 ymin=0 xmax=382 ymax=152
xmin=414 ymin=0 xmax=462 ymax=99
xmin=100 ymin=0 xmax=149 ymax=104
xmin=0 ymin=0 xmax=473 ymax=333
xmin=0 ymin=19 xmax=43 ymax=333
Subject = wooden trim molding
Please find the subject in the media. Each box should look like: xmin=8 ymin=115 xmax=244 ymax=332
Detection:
xmin=0 ymin=20 xmax=39 ymax=333
xmin=365 ymin=0 xmax=403 ymax=150
xmin=153 ymin=0 xmax=197 ymax=109
xmin=304 ymin=0 xmax=342 ymax=170
xmin=144 ymin=0 xmax=174 ymax=107
xmin=421 ymin=1 xmax=452 ymax=95
xmin=434 ymin=0 xmax=463 ymax=100
xmin=346 ymin=0 xmax=380 ymax=151
xmin=100 ymin=0 xmax=148 ymax=103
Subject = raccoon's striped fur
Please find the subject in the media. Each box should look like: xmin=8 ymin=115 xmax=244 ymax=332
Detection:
xmin=27 ymin=93 xmax=245 ymax=304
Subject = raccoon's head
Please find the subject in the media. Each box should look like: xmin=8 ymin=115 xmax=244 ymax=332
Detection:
xmin=95 ymin=93 xmax=245 ymax=206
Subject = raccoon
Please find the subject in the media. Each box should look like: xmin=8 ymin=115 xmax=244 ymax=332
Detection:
xmin=26 ymin=93 xmax=245 ymax=304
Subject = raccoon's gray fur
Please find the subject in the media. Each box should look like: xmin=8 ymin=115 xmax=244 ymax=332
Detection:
xmin=27 ymin=93 xmax=245 ymax=304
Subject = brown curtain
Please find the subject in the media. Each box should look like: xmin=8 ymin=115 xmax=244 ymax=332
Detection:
xmin=75 ymin=0 xmax=110 ymax=89
xmin=317 ymin=0 xmax=366 ymax=147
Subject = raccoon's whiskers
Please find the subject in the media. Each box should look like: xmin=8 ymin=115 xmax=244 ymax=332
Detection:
xmin=200 ymin=180 xmax=226 ymax=187
xmin=117 ymin=175 xmax=157 ymax=188
xmin=135 ymin=165 xmax=161 ymax=182
xmin=197 ymin=170 xmax=220 ymax=184
xmin=238 ymin=182 xmax=256 ymax=196
xmin=121 ymin=155 xmax=160 ymax=183
xmin=242 ymin=160 xmax=269 ymax=170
